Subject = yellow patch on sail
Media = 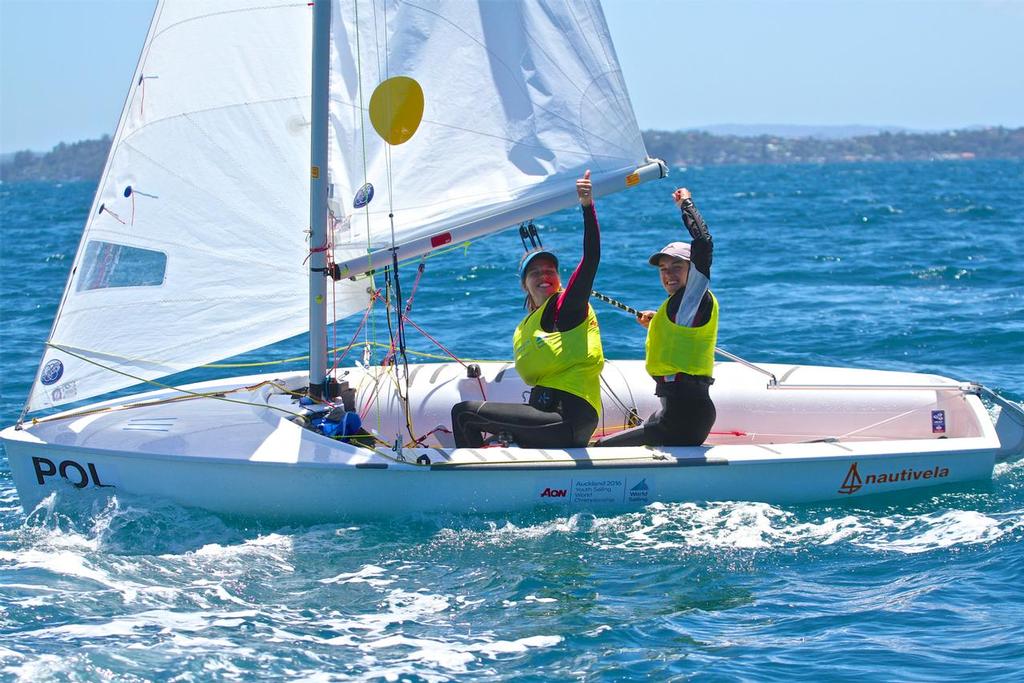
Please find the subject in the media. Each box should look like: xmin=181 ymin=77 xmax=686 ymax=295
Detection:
xmin=369 ymin=76 xmax=424 ymax=145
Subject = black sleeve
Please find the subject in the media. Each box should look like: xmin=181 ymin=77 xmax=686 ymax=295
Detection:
xmin=680 ymin=198 xmax=712 ymax=279
xmin=549 ymin=203 xmax=600 ymax=332
xmin=665 ymin=198 xmax=714 ymax=326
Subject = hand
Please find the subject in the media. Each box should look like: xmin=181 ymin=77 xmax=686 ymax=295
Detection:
xmin=636 ymin=310 xmax=655 ymax=328
xmin=673 ymin=187 xmax=691 ymax=208
xmin=576 ymin=169 xmax=592 ymax=207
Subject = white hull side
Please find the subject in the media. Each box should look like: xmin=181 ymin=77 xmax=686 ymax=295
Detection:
xmin=2 ymin=360 xmax=1007 ymax=519
xmin=1 ymin=435 xmax=996 ymax=521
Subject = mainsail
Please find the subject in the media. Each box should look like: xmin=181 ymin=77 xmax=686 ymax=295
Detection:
xmin=325 ymin=0 xmax=658 ymax=275
xmin=28 ymin=0 xmax=657 ymax=413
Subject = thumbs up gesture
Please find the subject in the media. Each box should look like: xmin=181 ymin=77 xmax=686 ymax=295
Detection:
xmin=576 ymin=169 xmax=593 ymax=207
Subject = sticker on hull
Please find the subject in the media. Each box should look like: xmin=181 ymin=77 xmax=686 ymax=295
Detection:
xmin=31 ymin=456 xmax=114 ymax=490
xmin=838 ymin=461 xmax=950 ymax=495
xmin=537 ymin=476 xmax=651 ymax=505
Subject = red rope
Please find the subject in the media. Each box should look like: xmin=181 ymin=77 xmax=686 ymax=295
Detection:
xmin=303 ymin=240 xmax=330 ymax=265
xmin=593 ymin=426 xmax=749 ymax=439
xmin=364 ymin=289 xmax=488 ymax=400
xmin=401 ymin=315 xmax=487 ymax=400
xmin=409 ymin=425 xmax=452 ymax=447
xmin=331 ymin=290 xmax=378 ymax=370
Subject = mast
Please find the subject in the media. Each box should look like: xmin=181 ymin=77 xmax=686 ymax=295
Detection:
xmin=308 ymin=0 xmax=331 ymax=399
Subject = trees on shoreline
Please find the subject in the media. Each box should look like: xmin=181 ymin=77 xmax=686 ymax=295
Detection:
xmin=3 ymin=127 xmax=1023 ymax=183
xmin=643 ymin=127 xmax=1024 ymax=167
xmin=1 ymin=137 xmax=111 ymax=183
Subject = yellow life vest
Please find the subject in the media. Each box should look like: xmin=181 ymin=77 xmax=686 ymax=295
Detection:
xmin=645 ymin=292 xmax=718 ymax=378
xmin=513 ymin=298 xmax=605 ymax=415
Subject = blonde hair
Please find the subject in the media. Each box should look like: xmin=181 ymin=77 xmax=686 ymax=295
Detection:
xmin=519 ymin=250 xmax=559 ymax=313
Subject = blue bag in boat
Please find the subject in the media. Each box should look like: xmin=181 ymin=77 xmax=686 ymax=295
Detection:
xmin=313 ymin=408 xmax=362 ymax=438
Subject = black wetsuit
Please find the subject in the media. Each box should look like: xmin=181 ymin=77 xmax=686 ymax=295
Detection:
xmin=451 ymin=204 xmax=601 ymax=448
xmin=600 ymin=198 xmax=717 ymax=447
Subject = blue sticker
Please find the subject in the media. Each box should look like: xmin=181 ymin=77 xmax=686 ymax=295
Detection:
xmin=41 ymin=359 xmax=64 ymax=386
xmin=931 ymin=409 xmax=946 ymax=433
xmin=353 ymin=183 xmax=374 ymax=209
xmin=628 ymin=478 xmax=650 ymax=503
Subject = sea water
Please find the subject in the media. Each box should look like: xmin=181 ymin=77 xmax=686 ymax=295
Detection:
xmin=1 ymin=160 xmax=1022 ymax=680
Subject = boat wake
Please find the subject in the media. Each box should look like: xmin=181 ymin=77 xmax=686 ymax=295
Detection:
xmin=2 ymin=461 xmax=1022 ymax=680
xmin=419 ymin=461 xmax=1024 ymax=556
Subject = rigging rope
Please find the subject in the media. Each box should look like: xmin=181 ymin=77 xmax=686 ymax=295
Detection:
xmin=35 ymin=344 xmax=314 ymax=423
xmin=330 ymin=288 xmax=379 ymax=371
xmin=367 ymin=288 xmax=489 ymax=400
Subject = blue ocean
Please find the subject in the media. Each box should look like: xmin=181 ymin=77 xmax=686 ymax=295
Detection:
xmin=2 ymin=160 xmax=1022 ymax=680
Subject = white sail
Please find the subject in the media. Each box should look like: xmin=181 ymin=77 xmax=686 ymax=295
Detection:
xmin=28 ymin=0 xmax=656 ymax=413
xmin=326 ymin=0 xmax=655 ymax=274
xmin=27 ymin=0 xmax=356 ymax=413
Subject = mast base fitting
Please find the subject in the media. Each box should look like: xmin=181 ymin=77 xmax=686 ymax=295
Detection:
xmin=325 ymin=377 xmax=357 ymax=412
xmin=311 ymin=264 xmax=347 ymax=280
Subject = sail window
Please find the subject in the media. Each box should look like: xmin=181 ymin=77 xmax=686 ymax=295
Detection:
xmin=76 ymin=241 xmax=167 ymax=291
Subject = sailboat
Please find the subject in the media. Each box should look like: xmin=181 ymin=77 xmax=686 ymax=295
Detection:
xmin=3 ymin=0 xmax=1022 ymax=521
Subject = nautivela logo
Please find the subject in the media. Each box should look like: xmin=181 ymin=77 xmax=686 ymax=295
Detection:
xmin=838 ymin=462 xmax=863 ymax=495
xmin=838 ymin=461 xmax=951 ymax=495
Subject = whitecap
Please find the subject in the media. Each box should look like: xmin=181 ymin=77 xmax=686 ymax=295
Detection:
xmin=2 ymin=654 xmax=65 ymax=682
xmin=0 ymin=548 xmax=149 ymax=602
xmin=856 ymin=509 xmax=1023 ymax=554
xmin=357 ymin=632 xmax=562 ymax=675
xmin=320 ymin=564 xmax=393 ymax=587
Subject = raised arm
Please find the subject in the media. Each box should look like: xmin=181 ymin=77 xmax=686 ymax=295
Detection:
xmin=677 ymin=188 xmax=712 ymax=279
xmin=551 ymin=170 xmax=601 ymax=331
xmin=667 ymin=188 xmax=714 ymax=327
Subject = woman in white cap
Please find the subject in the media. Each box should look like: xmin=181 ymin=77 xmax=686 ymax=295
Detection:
xmin=599 ymin=187 xmax=717 ymax=447
xmin=450 ymin=171 xmax=605 ymax=448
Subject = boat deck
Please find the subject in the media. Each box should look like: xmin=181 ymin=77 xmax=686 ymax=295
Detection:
xmin=11 ymin=361 xmax=994 ymax=473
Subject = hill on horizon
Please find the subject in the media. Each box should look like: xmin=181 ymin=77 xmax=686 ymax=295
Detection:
xmin=1 ymin=123 xmax=1008 ymax=158
xmin=692 ymin=124 xmax=918 ymax=139
xmin=3 ymin=126 xmax=1023 ymax=182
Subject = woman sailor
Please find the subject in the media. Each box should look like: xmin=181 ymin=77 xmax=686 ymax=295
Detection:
xmin=450 ymin=171 xmax=604 ymax=448
xmin=598 ymin=187 xmax=718 ymax=447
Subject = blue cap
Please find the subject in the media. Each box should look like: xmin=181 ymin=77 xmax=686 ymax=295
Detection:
xmin=518 ymin=249 xmax=558 ymax=281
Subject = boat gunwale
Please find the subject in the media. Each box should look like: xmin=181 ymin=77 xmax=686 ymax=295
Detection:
xmin=0 ymin=421 xmax=999 ymax=472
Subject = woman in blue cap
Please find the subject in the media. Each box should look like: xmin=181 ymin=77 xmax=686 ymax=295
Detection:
xmin=450 ymin=171 xmax=605 ymax=448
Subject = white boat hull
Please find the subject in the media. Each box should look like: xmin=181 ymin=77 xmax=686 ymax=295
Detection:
xmin=3 ymin=360 xmax=1016 ymax=520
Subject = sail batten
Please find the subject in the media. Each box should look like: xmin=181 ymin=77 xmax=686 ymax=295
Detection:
xmin=28 ymin=0 xmax=656 ymax=413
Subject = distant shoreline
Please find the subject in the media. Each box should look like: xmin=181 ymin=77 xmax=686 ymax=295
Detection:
xmin=645 ymin=126 xmax=1024 ymax=167
xmin=2 ymin=127 xmax=1022 ymax=183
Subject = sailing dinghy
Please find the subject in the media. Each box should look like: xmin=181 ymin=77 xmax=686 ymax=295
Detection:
xmin=3 ymin=0 xmax=1023 ymax=520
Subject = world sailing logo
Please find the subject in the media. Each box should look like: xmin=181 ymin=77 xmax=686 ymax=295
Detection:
xmin=838 ymin=462 xmax=863 ymax=495
xmin=628 ymin=478 xmax=650 ymax=503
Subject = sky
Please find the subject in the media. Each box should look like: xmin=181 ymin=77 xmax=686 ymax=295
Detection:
xmin=1 ymin=0 xmax=1023 ymax=153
